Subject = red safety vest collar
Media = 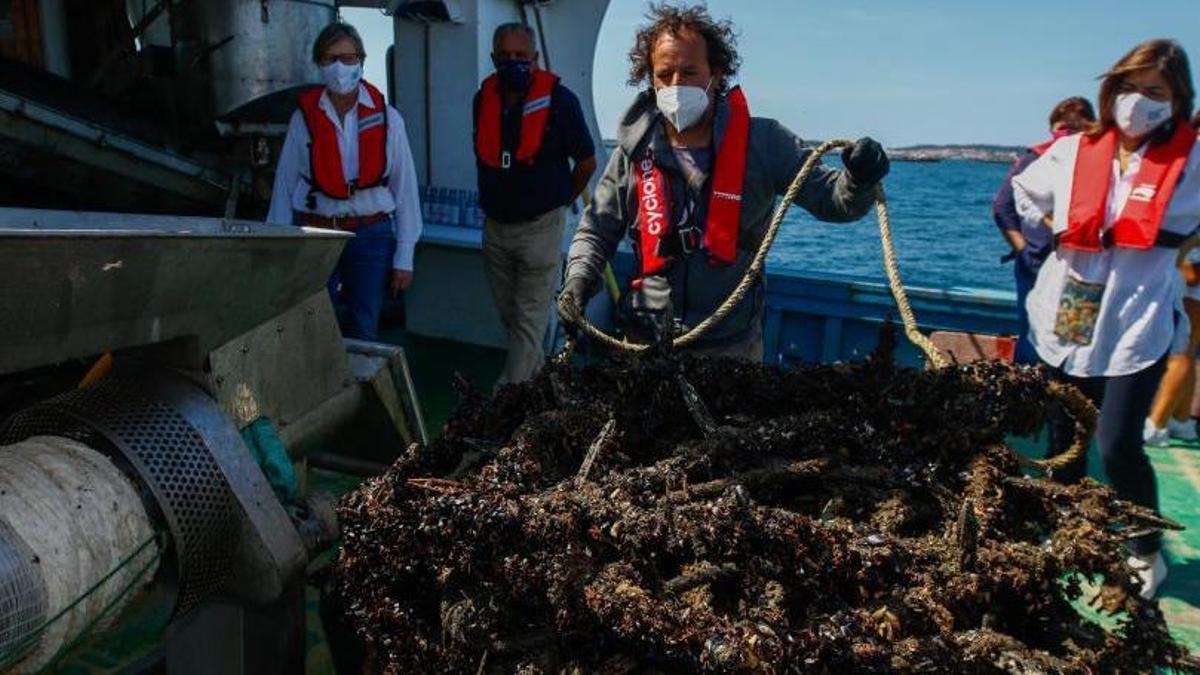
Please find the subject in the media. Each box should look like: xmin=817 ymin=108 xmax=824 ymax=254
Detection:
xmin=1060 ymin=123 xmax=1196 ymax=252
xmin=1029 ymin=138 xmax=1056 ymax=156
xmin=635 ymin=86 xmax=751 ymax=279
xmin=297 ymin=81 xmax=389 ymax=201
xmin=475 ymin=70 xmax=559 ymax=169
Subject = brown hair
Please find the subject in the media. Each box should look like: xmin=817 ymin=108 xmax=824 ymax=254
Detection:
xmin=1048 ymin=96 xmax=1096 ymax=127
xmin=1093 ymin=39 xmax=1194 ymax=144
xmin=312 ymin=22 xmax=365 ymax=64
xmin=627 ymin=2 xmax=740 ymax=95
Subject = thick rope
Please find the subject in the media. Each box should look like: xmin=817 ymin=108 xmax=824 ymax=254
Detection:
xmin=870 ymin=180 xmax=948 ymax=368
xmin=558 ymin=142 xmax=1093 ymax=473
xmin=561 ymin=140 xmax=948 ymax=368
xmin=0 ymin=437 xmax=159 ymax=673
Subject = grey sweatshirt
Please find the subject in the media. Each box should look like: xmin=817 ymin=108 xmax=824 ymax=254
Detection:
xmin=565 ymin=90 xmax=877 ymax=347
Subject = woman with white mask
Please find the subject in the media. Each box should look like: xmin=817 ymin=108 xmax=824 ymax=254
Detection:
xmin=1013 ymin=39 xmax=1200 ymax=599
xmin=267 ymin=22 xmax=424 ymax=341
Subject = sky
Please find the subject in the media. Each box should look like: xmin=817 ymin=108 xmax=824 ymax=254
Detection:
xmin=348 ymin=1 xmax=1200 ymax=147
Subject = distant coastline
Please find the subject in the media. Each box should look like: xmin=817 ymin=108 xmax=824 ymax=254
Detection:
xmin=600 ymin=139 xmax=1025 ymax=164
xmin=886 ymin=144 xmax=1025 ymax=164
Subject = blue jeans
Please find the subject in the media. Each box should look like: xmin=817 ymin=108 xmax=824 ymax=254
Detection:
xmin=1013 ymin=258 xmax=1038 ymax=365
xmin=323 ymin=217 xmax=397 ymax=341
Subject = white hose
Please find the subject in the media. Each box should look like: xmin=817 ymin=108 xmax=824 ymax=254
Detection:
xmin=0 ymin=436 xmax=158 ymax=673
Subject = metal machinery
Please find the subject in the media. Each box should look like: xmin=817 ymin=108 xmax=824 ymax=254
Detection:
xmin=0 ymin=0 xmax=601 ymax=670
xmin=0 ymin=2 xmax=425 ymax=670
xmin=0 ymin=207 xmax=426 ymax=673
xmin=0 ymin=0 xmax=336 ymax=217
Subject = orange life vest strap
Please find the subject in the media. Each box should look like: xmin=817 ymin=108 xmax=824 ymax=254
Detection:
xmin=704 ymin=87 xmax=750 ymax=265
xmin=297 ymin=81 xmax=389 ymax=201
xmin=634 ymin=86 xmax=751 ymax=277
xmin=475 ymin=70 xmax=559 ymax=169
xmin=1061 ymin=124 xmax=1196 ymax=252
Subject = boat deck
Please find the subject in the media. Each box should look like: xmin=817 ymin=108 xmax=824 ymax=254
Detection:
xmin=1150 ymin=440 xmax=1200 ymax=646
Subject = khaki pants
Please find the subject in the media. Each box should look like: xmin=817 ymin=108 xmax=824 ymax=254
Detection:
xmin=483 ymin=207 xmax=566 ymax=385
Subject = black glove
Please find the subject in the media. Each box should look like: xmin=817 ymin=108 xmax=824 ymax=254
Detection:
xmin=1016 ymin=244 xmax=1046 ymax=272
xmin=557 ymin=276 xmax=591 ymax=326
xmin=630 ymin=275 xmax=674 ymax=342
xmin=842 ymin=136 xmax=890 ymax=186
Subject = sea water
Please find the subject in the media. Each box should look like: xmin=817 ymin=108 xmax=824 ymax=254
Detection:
xmin=769 ymin=159 xmax=1016 ymax=293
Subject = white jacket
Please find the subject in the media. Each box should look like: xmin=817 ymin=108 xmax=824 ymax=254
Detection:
xmin=1012 ymin=132 xmax=1200 ymax=376
xmin=267 ymin=84 xmax=424 ymax=271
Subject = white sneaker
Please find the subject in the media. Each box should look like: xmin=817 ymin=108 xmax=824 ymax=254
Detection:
xmin=1128 ymin=552 xmax=1168 ymax=600
xmin=1144 ymin=419 xmax=1170 ymax=447
xmin=1167 ymin=417 xmax=1198 ymax=441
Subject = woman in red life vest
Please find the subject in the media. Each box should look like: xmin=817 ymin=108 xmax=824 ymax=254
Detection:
xmin=1012 ymin=39 xmax=1200 ymax=599
xmin=267 ymin=22 xmax=424 ymax=341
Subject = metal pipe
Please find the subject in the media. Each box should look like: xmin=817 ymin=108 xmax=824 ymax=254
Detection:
xmin=532 ymin=2 xmax=552 ymax=71
xmin=423 ymin=21 xmax=433 ymax=184
xmin=276 ymin=384 xmax=363 ymax=457
xmin=0 ymin=89 xmax=230 ymax=188
xmin=307 ymin=452 xmax=389 ymax=477
xmin=87 ymin=1 xmax=169 ymax=89
xmin=36 ymin=0 xmax=71 ymax=79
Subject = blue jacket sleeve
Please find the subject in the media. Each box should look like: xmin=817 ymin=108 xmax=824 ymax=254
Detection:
xmin=992 ymin=152 xmax=1037 ymax=233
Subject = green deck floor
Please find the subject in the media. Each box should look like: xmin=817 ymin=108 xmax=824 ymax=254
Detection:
xmin=52 ymin=336 xmax=1200 ymax=671
xmin=1150 ymin=439 xmax=1200 ymax=646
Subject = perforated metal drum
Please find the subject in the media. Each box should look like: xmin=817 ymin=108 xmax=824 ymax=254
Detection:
xmin=0 ymin=372 xmax=238 ymax=615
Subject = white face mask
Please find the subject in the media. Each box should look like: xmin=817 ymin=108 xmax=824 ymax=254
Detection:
xmin=1113 ymin=92 xmax=1173 ymax=138
xmin=320 ymin=62 xmax=363 ymax=96
xmin=656 ymin=79 xmax=712 ymax=132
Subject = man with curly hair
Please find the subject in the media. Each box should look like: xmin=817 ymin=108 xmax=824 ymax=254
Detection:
xmin=559 ymin=3 xmax=889 ymax=360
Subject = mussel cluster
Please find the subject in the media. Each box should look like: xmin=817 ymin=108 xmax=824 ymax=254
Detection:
xmin=331 ymin=336 xmax=1192 ymax=673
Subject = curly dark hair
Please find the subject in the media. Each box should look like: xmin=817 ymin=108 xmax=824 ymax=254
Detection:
xmin=627 ymin=2 xmax=740 ymax=94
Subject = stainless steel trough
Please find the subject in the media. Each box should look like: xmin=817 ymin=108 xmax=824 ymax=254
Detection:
xmin=0 ymin=207 xmax=349 ymax=375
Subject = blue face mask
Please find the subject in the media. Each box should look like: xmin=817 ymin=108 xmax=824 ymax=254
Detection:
xmin=497 ymin=59 xmax=533 ymax=90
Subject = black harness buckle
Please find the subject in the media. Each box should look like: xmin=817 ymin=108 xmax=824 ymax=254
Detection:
xmin=676 ymin=224 xmax=702 ymax=255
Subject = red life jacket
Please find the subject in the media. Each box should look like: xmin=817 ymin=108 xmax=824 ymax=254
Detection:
xmin=1029 ymin=138 xmax=1057 ymax=156
xmin=297 ymin=81 xmax=389 ymax=200
xmin=1060 ymin=123 xmax=1196 ymax=252
xmin=635 ymin=86 xmax=751 ymax=278
xmin=475 ymin=70 xmax=559 ymax=168
xmin=1030 ymin=129 xmax=1078 ymax=156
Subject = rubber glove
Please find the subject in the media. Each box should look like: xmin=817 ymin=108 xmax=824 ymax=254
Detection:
xmin=842 ymin=137 xmax=890 ymax=186
xmin=630 ymin=275 xmax=674 ymax=341
xmin=557 ymin=276 xmax=591 ymax=326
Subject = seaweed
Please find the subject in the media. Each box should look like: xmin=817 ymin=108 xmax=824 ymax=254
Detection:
xmin=332 ymin=338 xmax=1193 ymax=674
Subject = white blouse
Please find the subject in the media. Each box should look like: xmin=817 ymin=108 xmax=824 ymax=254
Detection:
xmin=1012 ymin=132 xmax=1200 ymax=377
xmin=266 ymin=85 xmax=424 ymax=271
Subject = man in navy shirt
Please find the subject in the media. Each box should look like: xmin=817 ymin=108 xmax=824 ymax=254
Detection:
xmin=474 ymin=22 xmax=596 ymax=384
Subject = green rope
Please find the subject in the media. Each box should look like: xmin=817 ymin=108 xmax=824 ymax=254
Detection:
xmin=0 ymin=531 xmax=163 ymax=669
xmin=241 ymin=417 xmax=301 ymax=506
xmin=44 ymin=536 xmax=165 ymax=671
